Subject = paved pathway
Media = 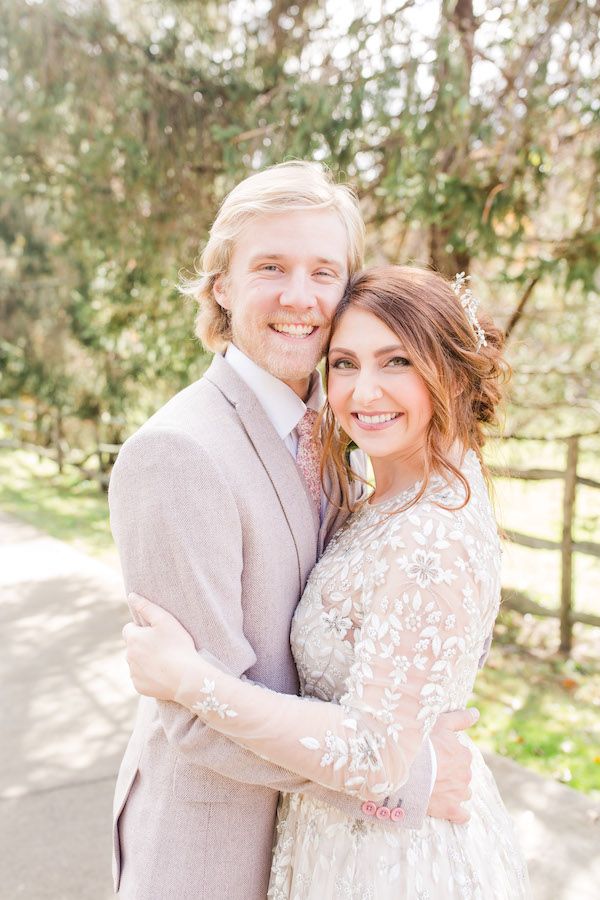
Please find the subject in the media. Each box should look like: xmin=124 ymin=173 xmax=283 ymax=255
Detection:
xmin=1 ymin=510 xmax=599 ymax=899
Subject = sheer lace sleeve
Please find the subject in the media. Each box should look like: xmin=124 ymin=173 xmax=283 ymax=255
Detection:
xmin=175 ymin=503 xmax=492 ymax=803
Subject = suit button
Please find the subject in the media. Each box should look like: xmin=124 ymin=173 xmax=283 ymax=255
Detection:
xmin=375 ymin=806 xmax=391 ymax=820
xmin=391 ymin=806 xmax=405 ymax=822
xmin=361 ymin=801 xmax=377 ymax=816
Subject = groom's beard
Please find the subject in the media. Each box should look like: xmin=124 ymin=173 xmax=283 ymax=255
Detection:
xmin=230 ymin=312 xmax=331 ymax=384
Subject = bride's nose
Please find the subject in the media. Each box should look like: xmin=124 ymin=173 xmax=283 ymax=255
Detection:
xmin=352 ymin=371 xmax=384 ymax=406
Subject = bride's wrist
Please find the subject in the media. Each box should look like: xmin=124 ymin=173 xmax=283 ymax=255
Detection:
xmin=173 ymin=653 xmax=207 ymax=708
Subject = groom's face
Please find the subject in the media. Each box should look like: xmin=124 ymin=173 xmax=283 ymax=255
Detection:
xmin=214 ymin=208 xmax=349 ymax=397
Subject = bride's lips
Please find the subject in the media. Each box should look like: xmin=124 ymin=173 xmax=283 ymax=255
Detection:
xmin=351 ymin=412 xmax=403 ymax=431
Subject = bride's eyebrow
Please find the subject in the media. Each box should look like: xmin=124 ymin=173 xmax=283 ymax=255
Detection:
xmin=328 ymin=344 xmax=407 ymax=356
xmin=328 ymin=346 xmax=356 ymax=357
xmin=374 ymin=345 xmax=406 ymax=356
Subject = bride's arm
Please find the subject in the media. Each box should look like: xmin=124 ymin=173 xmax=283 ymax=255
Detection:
xmin=126 ymin=518 xmax=487 ymax=804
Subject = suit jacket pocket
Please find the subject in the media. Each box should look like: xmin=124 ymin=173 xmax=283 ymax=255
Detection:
xmin=113 ymin=765 xmax=140 ymax=892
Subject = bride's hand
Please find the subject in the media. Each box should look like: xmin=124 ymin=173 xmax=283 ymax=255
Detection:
xmin=123 ymin=593 xmax=198 ymax=701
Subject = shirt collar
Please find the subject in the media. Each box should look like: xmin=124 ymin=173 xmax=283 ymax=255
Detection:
xmin=225 ymin=343 xmax=324 ymax=440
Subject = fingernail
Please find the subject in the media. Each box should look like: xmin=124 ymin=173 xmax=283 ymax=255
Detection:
xmin=469 ymin=708 xmax=480 ymax=723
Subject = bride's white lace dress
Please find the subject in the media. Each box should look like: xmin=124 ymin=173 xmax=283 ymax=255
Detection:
xmin=176 ymin=450 xmax=530 ymax=899
xmin=268 ymin=451 xmax=529 ymax=898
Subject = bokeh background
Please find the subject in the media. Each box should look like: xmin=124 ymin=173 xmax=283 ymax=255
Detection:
xmin=0 ymin=2 xmax=599 ymax=887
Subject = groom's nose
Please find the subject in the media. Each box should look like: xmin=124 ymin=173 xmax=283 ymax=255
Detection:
xmin=279 ymin=269 xmax=316 ymax=310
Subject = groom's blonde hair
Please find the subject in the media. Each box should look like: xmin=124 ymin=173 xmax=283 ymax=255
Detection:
xmin=180 ymin=161 xmax=365 ymax=351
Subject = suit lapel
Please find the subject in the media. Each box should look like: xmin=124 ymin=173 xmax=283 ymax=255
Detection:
xmin=205 ymin=355 xmax=319 ymax=590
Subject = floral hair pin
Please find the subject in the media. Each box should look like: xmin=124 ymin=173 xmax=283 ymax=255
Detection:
xmin=451 ymin=272 xmax=487 ymax=351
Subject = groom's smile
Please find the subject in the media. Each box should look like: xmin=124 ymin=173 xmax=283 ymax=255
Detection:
xmin=270 ymin=322 xmax=318 ymax=338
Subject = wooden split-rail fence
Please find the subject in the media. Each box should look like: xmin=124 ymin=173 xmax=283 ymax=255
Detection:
xmin=0 ymin=398 xmax=122 ymax=489
xmin=1 ymin=398 xmax=599 ymax=653
xmin=491 ymin=433 xmax=600 ymax=653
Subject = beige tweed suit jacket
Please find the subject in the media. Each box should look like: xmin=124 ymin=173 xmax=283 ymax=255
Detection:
xmin=109 ymin=353 xmax=432 ymax=900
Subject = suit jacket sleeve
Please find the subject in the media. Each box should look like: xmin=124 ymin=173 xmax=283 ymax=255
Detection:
xmin=109 ymin=426 xmax=432 ymax=827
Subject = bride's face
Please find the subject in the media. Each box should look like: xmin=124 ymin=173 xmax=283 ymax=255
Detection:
xmin=327 ymin=307 xmax=433 ymax=464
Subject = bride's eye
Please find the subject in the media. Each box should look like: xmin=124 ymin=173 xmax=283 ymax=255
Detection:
xmin=386 ymin=356 xmax=410 ymax=368
xmin=330 ymin=358 xmax=356 ymax=370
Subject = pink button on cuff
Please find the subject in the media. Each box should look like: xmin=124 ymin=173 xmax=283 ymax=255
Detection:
xmin=361 ymin=801 xmax=377 ymax=816
xmin=361 ymin=801 xmax=405 ymax=822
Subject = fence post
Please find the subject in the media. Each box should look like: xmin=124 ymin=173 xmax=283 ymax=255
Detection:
xmin=53 ymin=407 xmax=65 ymax=473
xmin=559 ymin=436 xmax=579 ymax=654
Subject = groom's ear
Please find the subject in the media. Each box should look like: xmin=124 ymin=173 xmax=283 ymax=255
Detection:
xmin=213 ymin=274 xmax=231 ymax=310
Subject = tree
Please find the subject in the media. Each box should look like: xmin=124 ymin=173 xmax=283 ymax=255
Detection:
xmin=1 ymin=0 xmax=598 ymax=443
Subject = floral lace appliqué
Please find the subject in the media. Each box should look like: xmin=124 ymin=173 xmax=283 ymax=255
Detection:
xmin=191 ymin=678 xmax=238 ymax=719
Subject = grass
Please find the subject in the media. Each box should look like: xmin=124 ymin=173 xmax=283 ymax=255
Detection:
xmin=470 ymin=611 xmax=600 ymax=797
xmin=1 ymin=444 xmax=599 ymax=797
xmin=0 ymin=448 xmax=114 ymax=559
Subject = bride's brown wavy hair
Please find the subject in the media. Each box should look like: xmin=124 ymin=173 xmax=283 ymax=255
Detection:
xmin=320 ymin=265 xmax=510 ymax=512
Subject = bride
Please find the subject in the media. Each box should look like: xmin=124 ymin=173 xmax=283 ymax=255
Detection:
xmin=123 ymin=265 xmax=531 ymax=899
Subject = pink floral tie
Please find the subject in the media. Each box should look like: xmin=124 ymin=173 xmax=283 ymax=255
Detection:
xmin=295 ymin=408 xmax=322 ymax=514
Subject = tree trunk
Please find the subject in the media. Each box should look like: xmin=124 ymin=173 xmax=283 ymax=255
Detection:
xmin=430 ymin=223 xmax=470 ymax=277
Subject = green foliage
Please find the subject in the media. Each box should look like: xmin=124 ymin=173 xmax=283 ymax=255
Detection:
xmin=0 ymin=0 xmax=599 ymax=439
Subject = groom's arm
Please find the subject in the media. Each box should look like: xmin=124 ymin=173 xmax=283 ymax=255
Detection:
xmin=111 ymin=426 xmax=394 ymax=817
xmin=110 ymin=427 xmax=465 ymax=827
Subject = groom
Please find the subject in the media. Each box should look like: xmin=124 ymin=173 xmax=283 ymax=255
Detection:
xmin=109 ymin=161 xmax=476 ymax=899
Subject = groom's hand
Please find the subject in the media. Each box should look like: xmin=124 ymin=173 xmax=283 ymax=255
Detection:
xmin=427 ymin=708 xmax=479 ymax=824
